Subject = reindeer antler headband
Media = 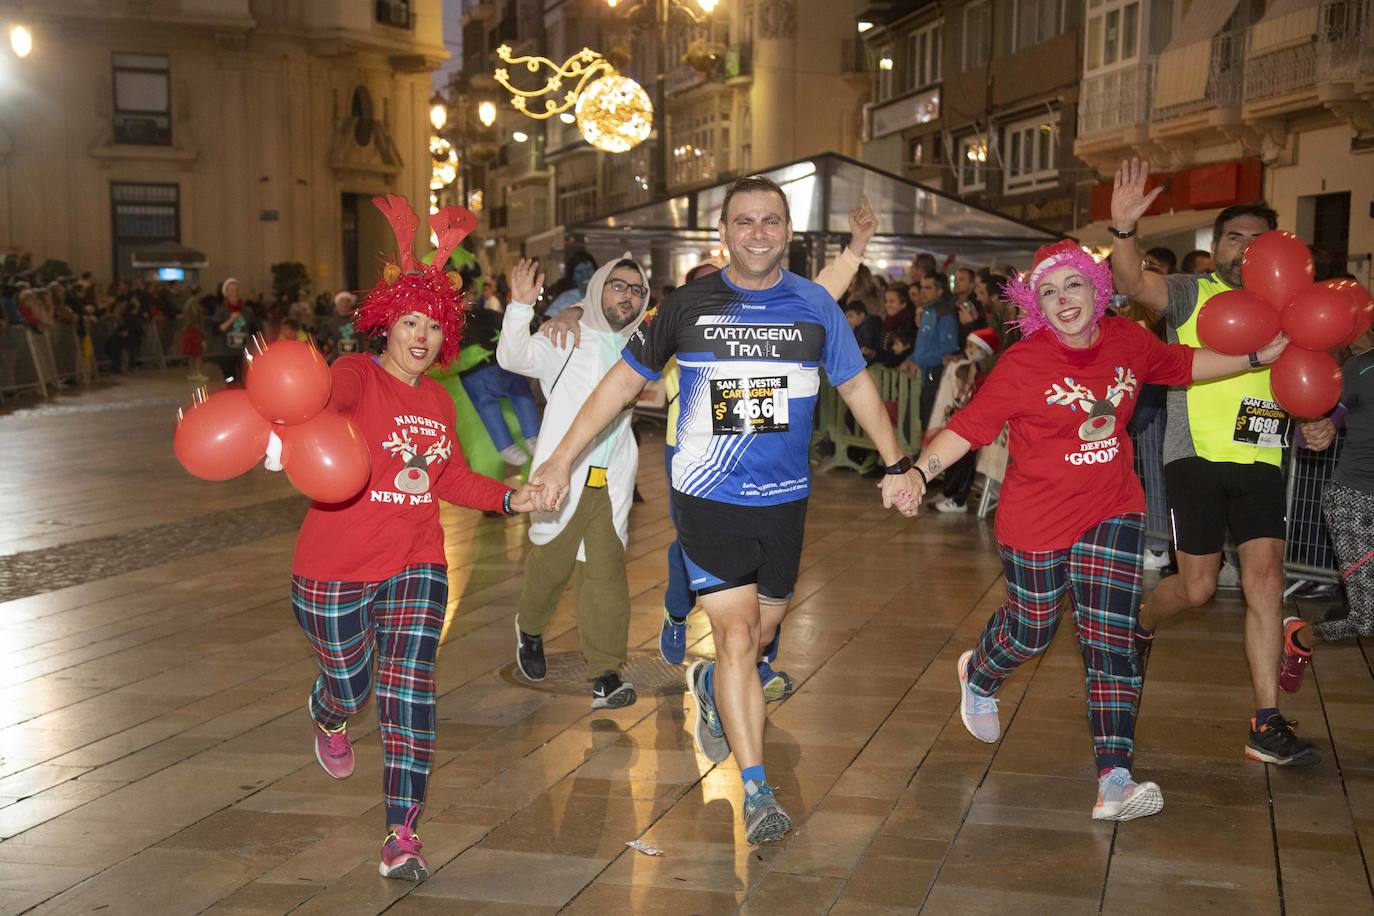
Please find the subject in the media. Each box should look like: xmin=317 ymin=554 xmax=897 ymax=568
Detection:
xmin=352 ymin=195 xmax=479 ymax=367
xmin=1002 ymin=239 xmax=1113 ymax=340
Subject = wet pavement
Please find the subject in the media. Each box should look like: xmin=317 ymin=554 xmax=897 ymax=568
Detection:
xmin=0 ymin=370 xmax=1369 ymax=915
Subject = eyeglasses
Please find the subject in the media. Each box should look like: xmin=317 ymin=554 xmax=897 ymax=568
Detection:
xmin=607 ymin=279 xmax=648 ymax=298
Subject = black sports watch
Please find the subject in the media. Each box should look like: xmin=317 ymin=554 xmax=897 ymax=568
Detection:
xmin=1248 ymin=351 xmax=1262 ymax=369
xmin=1108 ymin=225 xmax=1137 ymax=239
xmin=884 ymin=456 xmax=913 ymax=476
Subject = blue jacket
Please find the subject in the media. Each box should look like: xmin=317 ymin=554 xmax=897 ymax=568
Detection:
xmin=910 ymin=296 xmax=958 ymax=372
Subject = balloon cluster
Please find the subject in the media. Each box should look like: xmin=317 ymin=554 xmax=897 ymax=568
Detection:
xmin=1197 ymin=230 xmax=1373 ymax=418
xmin=173 ymin=339 xmax=372 ymax=503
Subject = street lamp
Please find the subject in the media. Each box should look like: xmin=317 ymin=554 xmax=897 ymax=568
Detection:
xmin=601 ymin=0 xmax=719 ymax=199
xmin=478 ymin=101 xmax=497 ymax=128
xmin=428 ymin=92 xmax=448 ymax=131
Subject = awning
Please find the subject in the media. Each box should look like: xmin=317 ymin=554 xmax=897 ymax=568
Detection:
xmin=1249 ymin=0 xmax=1322 ymax=57
xmin=1073 ymin=207 xmax=1221 ymax=249
xmin=571 ymin=152 xmax=1062 ymax=267
xmin=129 ymin=241 xmax=208 ymax=268
xmin=1152 ymin=0 xmax=1242 ymax=110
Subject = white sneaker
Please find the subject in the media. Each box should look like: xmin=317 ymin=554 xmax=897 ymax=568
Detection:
xmin=1218 ymin=562 xmax=1240 ymax=588
xmin=499 ymin=444 xmax=529 ymax=465
xmin=934 ymin=497 xmax=968 ymax=514
xmin=956 ymin=650 xmax=1000 ymax=743
xmin=1092 ymin=767 xmax=1163 ymax=821
xmin=1143 ymin=549 xmax=1169 ymax=570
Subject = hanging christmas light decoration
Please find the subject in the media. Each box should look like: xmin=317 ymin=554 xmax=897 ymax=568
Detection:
xmin=493 ymin=45 xmax=653 ymax=153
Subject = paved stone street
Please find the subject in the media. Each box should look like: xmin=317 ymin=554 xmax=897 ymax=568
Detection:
xmin=0 ymin=371 xmax=1371 ymax=915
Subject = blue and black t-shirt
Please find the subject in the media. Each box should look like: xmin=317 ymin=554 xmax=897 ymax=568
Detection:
xmin=623 ymin=268 xmax=865 ymax=506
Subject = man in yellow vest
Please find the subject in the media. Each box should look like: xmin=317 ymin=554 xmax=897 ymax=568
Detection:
xmin=1108 ymin=158 xmax=1317 ymax=768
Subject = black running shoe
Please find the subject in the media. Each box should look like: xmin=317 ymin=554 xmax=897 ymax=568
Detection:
xmin=1245 ymin=713 xmax=1321 ymax=766
xmin=591 ymin=671 xmax=637 ymax=709
xmin=514 ymin=618 xmax=546 ymax=681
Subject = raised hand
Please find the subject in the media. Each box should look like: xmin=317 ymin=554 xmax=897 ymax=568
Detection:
xmin=510 ymin=258 xmax=545 ymax=306
xmin=1111 ymin=158 xmax=1164 ymax=232
xmin=849 ymin=194 xmax=878 ymax=258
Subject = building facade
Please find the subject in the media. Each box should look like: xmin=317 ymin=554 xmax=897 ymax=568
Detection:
xmin=1073 ymin=0 xmax=1373 ymax=280
xmin=446 ymin=0 xmax=870 ymax=273
xmin=856 ymin=0 xmax=1088 ymax=236
xmin=0 ymin=0 xmax=447 ymax=296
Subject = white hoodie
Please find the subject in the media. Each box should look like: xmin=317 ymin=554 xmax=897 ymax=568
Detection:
xmin=497 ymin=254 xmax=649 ymax=552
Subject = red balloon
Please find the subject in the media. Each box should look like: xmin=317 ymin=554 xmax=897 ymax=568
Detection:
xmin=1241 ymin=230 xmax=1314 ymax=311
xmin=1197 ymin=289 xmax=1281 ymax=356
xmin=1281 ymin=282 xmax=1357 ymax=351
xmin=1322 ymin=279 xmax=1374 ymax=345
xmin=279 ymin=410 xmax=371 ymax=503
xmin=245 ymin=338 xmax=332 ymax=425
xmin=1270 ymin=346 xmax=1343 ymax=419
xmin=174 ymin=389 xmax=273 ymax=481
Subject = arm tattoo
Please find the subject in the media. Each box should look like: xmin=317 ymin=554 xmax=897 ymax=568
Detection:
xmin=927 ymin=456 xmax=942 ymax=476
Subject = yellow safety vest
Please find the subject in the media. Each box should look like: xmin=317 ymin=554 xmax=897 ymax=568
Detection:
xmin=1174 ymin=273 xmax=1284 ymax=467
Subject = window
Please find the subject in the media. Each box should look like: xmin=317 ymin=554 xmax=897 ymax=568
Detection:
xmin=1003 ymin=112 xmax=1058 ymax=193
xmin=375 ymin=0 xmax=412 ymax=28
xmin=962 ymin=1 xmax=992 ymax=70
xmin=1011 ymin=0 xmax=1066 ymax=53
xmin=908 ymin=138 xmax=924 ymax=165
xmin=351 ymin=87 xmax=374 ymax=147
xmin=1085 ymin=0 xmax=1139 ymax=73
xmin=957 ymin=133 xmax=988 ymax=193
xmin=111 ymin=182 xmax=179 ymax=280
xmin=904 ymin=21 xmax=942 ymax=92
xmin=113 ymin=53 xmax=171 ymax=146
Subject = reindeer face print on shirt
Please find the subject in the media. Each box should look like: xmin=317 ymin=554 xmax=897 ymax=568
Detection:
xmin=371 ymin=415 xmax=451 ymax=504
xmin=1043 ymin=367 xmax=1138 ymax=466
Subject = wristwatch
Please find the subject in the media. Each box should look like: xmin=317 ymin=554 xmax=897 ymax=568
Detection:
xmin=1108 ymin=225 xmax=1137 ymax=239
xmin=1248 ymin=352 xmax=1262 ymax=369
xmin=884 ymin=456 xmax=913 ymax=476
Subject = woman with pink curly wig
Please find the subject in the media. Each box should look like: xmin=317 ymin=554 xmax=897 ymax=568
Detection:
xmin=906 ymin=240 xmax=1288 ymax=822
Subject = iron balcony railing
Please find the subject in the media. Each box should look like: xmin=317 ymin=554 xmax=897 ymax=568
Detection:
xmin=1152 ymin=30 xmax=1245 ymax=122
xmin=1078 ymin=60 xmax=1154 ymax=136
xmin=1244 ymin=0 xmax=1373 ymax=101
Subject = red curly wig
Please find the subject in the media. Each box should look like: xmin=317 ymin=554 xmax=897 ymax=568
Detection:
xmin=352 ymin=195 xmax=478 ymax=368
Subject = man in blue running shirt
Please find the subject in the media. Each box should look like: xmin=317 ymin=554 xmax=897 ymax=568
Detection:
xmin=530 ymin=176 xmax=920 ymax=845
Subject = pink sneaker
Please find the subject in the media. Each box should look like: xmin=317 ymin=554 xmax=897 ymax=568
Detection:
xmin=311 ymin=704 xmax=354 ymax=779
xmin=1279 ymin=616 xmax=1312 ymax=694
xmin=379 ymin=807 xmax=429 ymax=881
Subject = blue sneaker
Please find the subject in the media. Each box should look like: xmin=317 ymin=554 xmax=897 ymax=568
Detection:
xmin=686 ymin=659 xmax=729 ymax=764
xmin=757 ymin=660 xmax=794 ymax=702
xmin=659 ymin=610 xmax=687 ymax=665
xmin=742 ymin=782 xmax=791 ymax=845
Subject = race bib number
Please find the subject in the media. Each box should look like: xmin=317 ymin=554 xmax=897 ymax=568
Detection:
xmin=711 ymin=376 xmax=789 ymax=435
xmin=1233 ymin=396 xmax=1289 ymax=448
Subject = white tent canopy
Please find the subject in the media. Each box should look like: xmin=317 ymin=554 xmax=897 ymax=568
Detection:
xmin=566 ymin=153 xmax=1063 ymax=280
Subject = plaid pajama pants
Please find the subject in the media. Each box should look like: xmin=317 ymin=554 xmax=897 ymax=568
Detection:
xmin=291 ymin=563 xmax=448 ymax=827
xmin=967 ymin=514 xmax=1145 ymax=772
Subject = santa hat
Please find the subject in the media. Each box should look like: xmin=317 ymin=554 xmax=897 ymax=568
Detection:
xmin=352 ymin=195 xmax=478 ymax=368
xmin=1002 ymin=239 xmax=1113 ymax=340
xmin=967 ymin=326 xmax=1000 ymax=357
xmin=220 ymin=278 xmax=239 ymax=298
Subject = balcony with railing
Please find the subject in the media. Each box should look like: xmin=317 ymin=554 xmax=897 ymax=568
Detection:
xmin=1078 ymin=61 xmax=1154 ymax=137
xmin=1244 ymin=0 xmax=1373 ymax=110
xmin=1151 ymin=30 xmax=1245 ymax=123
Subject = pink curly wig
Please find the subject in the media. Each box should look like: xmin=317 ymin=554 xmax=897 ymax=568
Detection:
xmin=352 ymin=196 xmax=478 ymax=368
xmin=1002 ymin=240 xmax=1114 ymax=340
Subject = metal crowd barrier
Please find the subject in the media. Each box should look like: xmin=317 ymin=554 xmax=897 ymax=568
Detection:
xmin=1284 ymin=430 xmax=1345 ymax=590
xmin=813 ymin=365 xmax=921 ymax=474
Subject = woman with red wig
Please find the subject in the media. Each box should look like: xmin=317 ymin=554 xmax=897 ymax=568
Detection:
xmin=289 ymin=196 xmax=541 ymax=881
xmin=907 ymin=240 xmax=1286 ymax=821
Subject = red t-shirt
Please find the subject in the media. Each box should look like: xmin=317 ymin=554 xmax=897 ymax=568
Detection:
xmin=292 ymin=355 xmax=511 ymax=581
xmin=947 ymin=317 xmax=1194 ymax=551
